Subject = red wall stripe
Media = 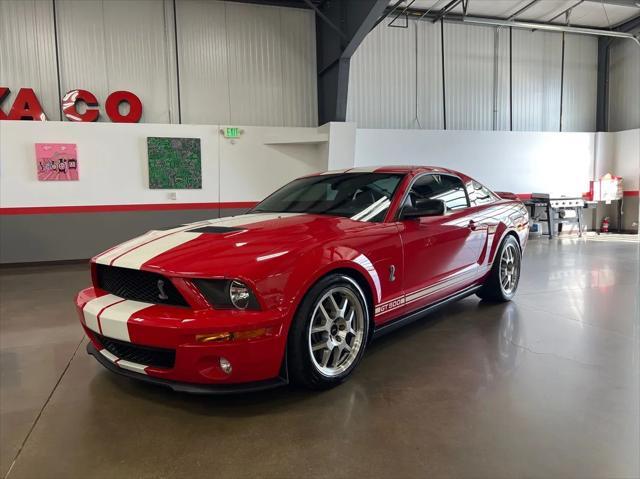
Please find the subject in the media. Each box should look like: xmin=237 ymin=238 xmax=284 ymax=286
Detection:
xmin=0 ymin=202 xmax=258 ymax=215
xmin=1 ymin=192 xmax=638 ymax=215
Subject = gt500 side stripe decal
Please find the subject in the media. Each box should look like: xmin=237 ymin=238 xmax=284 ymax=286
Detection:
xmin=374 ymin=265 xmax=485 ymax=316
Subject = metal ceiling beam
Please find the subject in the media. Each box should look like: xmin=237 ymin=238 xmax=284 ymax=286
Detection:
xmin=596 ymin=13 xmax=639 ymax=131
xmin=431 ymin=0 xmax=464 ymax=23
xmin=417 ymin=0 xmax=446 ymax=20
xmin=584 ymin=0 xmax=640 ymax=7
xmin=546 ymin=0 xmax=585 ymax=24
xmin=461 ymin=16 xmax=640 ymax=43
xmin=507 ymin=0 xmax=541 ymax=20
xmin=596 ymin=37 xmax=612 ymax=131
xmin=388 ymin=0 xmax=417 ymax=27
xmin=615 ymin=13 xmax=640 ymax=32
xmin=301 ymin=0 xmax=347 ymax=40
xmin=371 ymin=0 xmax=404 ymax=30
xmin=382 ymin=5 xmax=640 ymax=30
xmin=313 ymin=0 xmax=389 ymax=124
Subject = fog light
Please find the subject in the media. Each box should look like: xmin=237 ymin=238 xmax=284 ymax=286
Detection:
xmin=219 ymin=357 xmax=232 ymax=375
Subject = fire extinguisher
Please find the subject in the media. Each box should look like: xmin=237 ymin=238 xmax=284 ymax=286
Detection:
xmin=601 ymin=216 xmax=610 ymax=233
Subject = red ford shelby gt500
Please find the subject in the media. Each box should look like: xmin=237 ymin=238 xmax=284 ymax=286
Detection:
xmin=76 ymin=166 xmax=529 ymax=392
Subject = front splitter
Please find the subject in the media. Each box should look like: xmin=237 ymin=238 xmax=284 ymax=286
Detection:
xmin=87 ymin=342 xmax=288 ymax=395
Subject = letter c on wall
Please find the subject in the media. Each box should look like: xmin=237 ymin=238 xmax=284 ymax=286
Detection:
xmin=105 ymin=91 xmax=142 ymax=123
xmin=62 ymin=89 xmax=100 ymax=122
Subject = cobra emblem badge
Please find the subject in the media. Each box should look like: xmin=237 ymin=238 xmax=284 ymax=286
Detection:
xmin=389 ymin=265 xmax=396 ymax=282
xmin=157 ymin=279 xmax=169 ymax=300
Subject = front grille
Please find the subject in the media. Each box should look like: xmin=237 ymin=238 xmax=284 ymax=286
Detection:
xmin=96 ymin=334 xmax=175 ymax=369
xmin=96 ymin=264 xmax=189 ymax=307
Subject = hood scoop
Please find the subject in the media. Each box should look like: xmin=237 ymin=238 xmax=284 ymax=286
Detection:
xmin=188 ymin=226 xmax=245 ymax=234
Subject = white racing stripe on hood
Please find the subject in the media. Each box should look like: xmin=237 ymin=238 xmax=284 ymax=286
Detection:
xmin=99 ymin=213 xmax=303 ymax=271
xmin=94 ymin=221 xmax=209 ymax=266
xmin=94 ymin=230 xmax=166 ymax=265
xmin=99 ymin=299 xmax=152 ymax=342
xmin=111 ymin=232 xmax=203 ymax=269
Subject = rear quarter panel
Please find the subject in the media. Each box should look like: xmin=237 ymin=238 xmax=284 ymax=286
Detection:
xmin=482 ymin=200 xmax=529 ymax=268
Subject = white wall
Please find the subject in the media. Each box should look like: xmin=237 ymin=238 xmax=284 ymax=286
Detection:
xmin=608 ymin=38 xmax=640 ymax=132
xmin=443 ymin=23 xmax=501 ymax=131
xmin=595 ymin=129 xmax=640 ymax=189
xmin=354 ymin=129 xmax=595 ymax=196
xmin=0 ymin=0 xmax=60 ymax=120
xmin=610 ymin=129 xmax=640 ymax=191
xmin=347 ymin=20 xmax=443 ymax=130
xmin=0 ymin=121 xmax=329 ymax=208
xmin=562 ymin=34 xmax=598 ymax=133
xmin=176 ymin=0 xmax=317 ymax=126
xmin=511 ymin=30 xmax=562 ymax=132
xmin=3 ymin=121 xmax=634 ymax=210
xmin=0 ymin=0 xmax=317 ymax=127
xmin=347 ymin=20 xmax=598 ymax=133
xmin=593 ymin=128 xmax=640 ymax=230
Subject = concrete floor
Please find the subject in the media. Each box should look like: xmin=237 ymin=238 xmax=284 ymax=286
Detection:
xmin=1 ymin=237 xmax=638 ymax=479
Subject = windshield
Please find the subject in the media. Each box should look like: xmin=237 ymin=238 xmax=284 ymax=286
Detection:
xmin=253 ymin=173 xmax=404 ymax=222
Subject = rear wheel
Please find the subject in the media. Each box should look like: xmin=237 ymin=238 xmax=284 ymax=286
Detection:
xmin=477 ymin=235 xmax=521 ymax=302
xmin=288 ymin=274 xmax=370 ymax=390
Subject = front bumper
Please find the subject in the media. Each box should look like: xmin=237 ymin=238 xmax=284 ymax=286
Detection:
xmin=87 ymin=342 xmax=287 ymax=394
xmin=76 ymin=287 xmax=289 ymax=389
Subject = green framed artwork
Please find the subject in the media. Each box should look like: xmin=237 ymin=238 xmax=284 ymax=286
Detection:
xmin=147 ymin=137 xmax=202 ymax=189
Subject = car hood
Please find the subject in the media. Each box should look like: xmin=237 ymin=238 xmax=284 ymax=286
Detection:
xmin=92 ymin=212 xmax=373 ymax=276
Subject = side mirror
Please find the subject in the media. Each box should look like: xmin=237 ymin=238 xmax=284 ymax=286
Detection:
xmin=401 ymin=199 xmax=445 ymax=219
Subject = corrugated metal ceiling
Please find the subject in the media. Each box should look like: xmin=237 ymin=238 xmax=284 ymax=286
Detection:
xmin=387 ymin=0 xmax=640 ymax=28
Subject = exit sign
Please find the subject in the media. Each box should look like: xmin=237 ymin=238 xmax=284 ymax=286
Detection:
xmin=223 ymin=127 xmax=240 ymax=139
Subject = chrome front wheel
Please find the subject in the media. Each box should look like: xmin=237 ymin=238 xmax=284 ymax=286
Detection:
xmin=499 ymin=243 xmax=520 ymax=295
xmin=308 ymin=286 xmax=365 ymax=377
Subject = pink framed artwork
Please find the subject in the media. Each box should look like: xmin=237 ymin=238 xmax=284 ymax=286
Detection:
xmin=35 ymin=143 xmax=79 ymax=181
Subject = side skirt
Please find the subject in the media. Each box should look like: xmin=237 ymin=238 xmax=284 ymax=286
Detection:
xmin=372 ymin=285 xmax=481 ymax=340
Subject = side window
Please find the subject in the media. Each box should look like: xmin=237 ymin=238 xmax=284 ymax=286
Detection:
xmin=408 ymin=174 xmax=469 ymax=211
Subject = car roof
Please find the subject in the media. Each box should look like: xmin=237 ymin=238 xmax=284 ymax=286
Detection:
xmin=314 ymin=166 xmax=464 ymax=176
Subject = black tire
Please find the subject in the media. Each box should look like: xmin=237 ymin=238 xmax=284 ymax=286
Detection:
xmin=287 ymin=274 xmax=370 ymax=390
xmin=477 ymin=235 xmax=521 ymax=302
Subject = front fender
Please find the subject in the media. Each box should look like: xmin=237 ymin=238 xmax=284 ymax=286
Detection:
xmin=284 ymin=245 xmax=381 ymax=321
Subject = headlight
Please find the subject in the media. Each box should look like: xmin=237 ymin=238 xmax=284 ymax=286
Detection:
xmin=229 ymin=280 xmax=251 ymax=309
xmin=193 ymin=279 xmax=260 ymax=310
